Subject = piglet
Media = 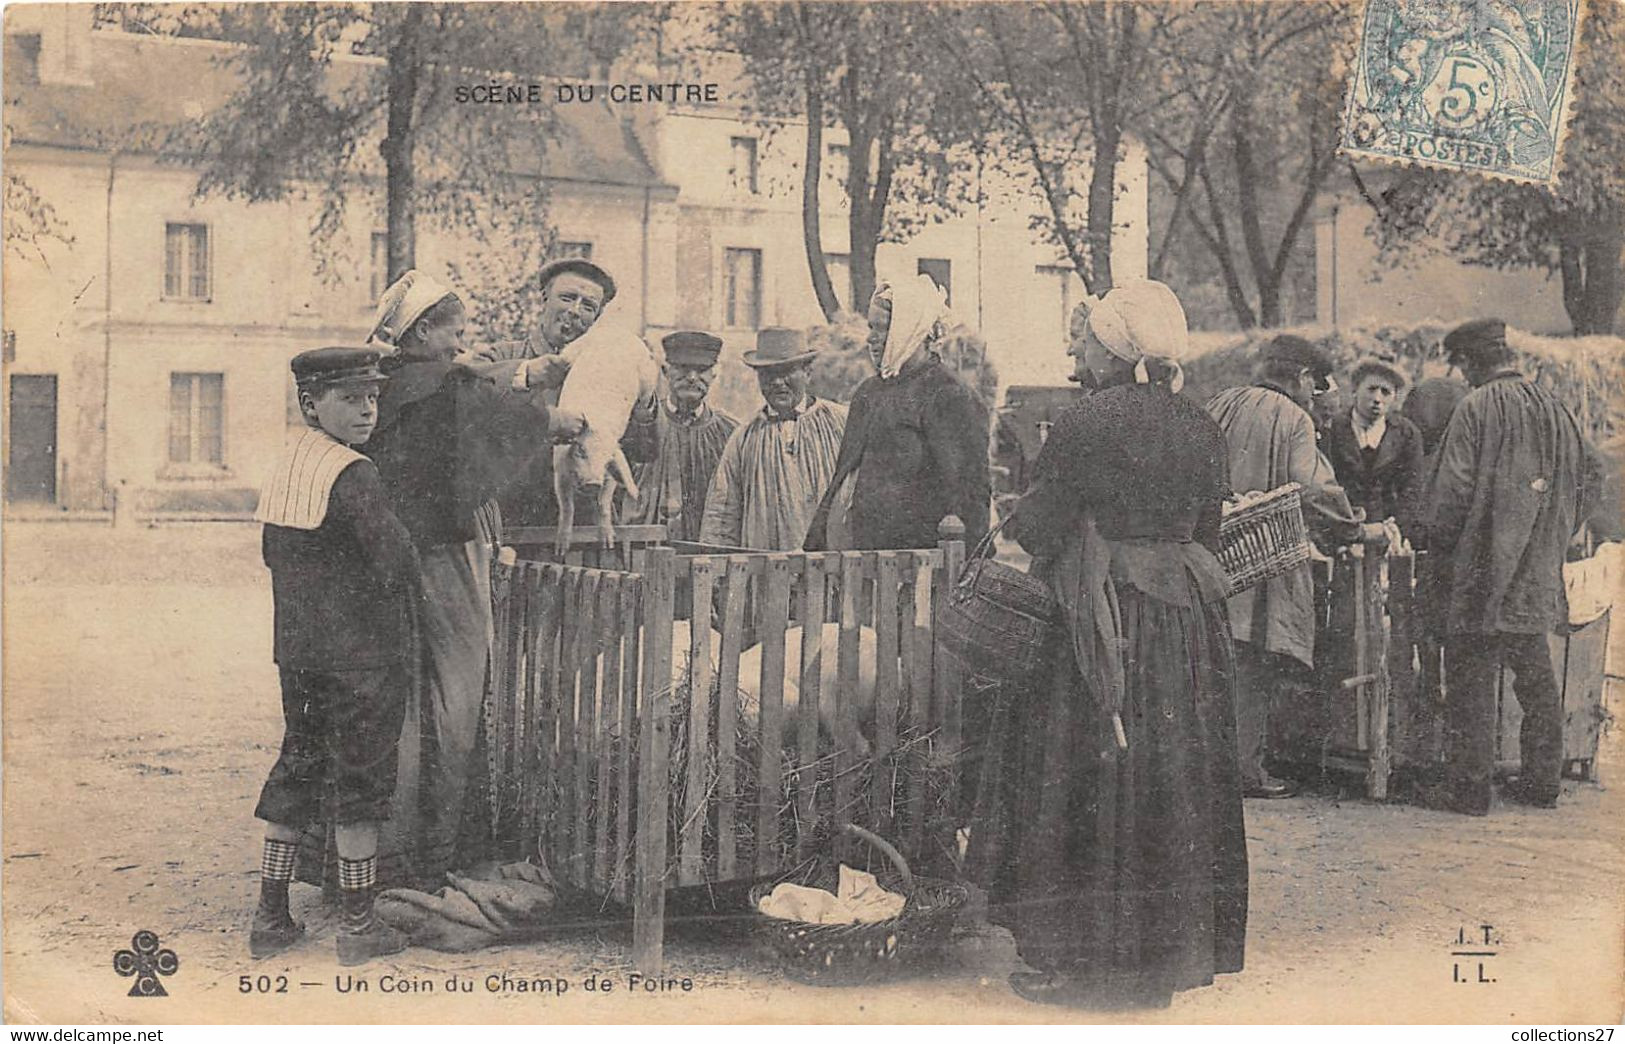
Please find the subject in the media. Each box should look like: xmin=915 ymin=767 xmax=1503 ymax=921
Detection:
xmin=552 ymin=326 xmax=659 ymax=554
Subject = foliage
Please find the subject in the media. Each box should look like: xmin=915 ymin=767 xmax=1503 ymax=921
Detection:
xmin=1363 ymin=1 xmax=1625 ymax=335
xmin=122 ymin=3 xmax=646 ymax=308
xmin=1144 ymin=1 xmax=1355 ymax=329
xmin=3 ymin=171 xmax=74 ymax=261
xmin=932 ymin=2 xmax=1185 ymax=295
xmin=1180 ymin=321 xmax=1624 ymax=446
xmin=710 ymin=2 xmax=976 ymax=317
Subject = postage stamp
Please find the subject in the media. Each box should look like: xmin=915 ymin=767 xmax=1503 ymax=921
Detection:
xmin=1340 ymin=0 xmax=1584 ymax=184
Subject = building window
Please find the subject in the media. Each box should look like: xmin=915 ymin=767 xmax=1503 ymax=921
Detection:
xmin=824 ymin=143 xmax=850 ymax=195
xmin=917 ymin=257 xmax=952 ymax=306
xmin=1037 ymin=264 xmax=1076 ymax=346
xmin=169 ymin=372 xmax=225 ymax=466
xmin=823 ymin=253 xmax=852 ymax=312
xmin=369 ymin=232 xmax=389 ymax=303
xmin=164 ymin=222 xmax=210 ymax=301
xmin=729 ymin=136 xmax=759 ymax=195
xmin=724 ymin=247 xmax=763 ymax=329
xmin=553 ymin=240 xmax=593 ymax=260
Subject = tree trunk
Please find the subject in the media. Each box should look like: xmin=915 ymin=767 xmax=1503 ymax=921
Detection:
xmin=1564 ymin=207 xmax=1625 ymax=335
xmin=381 ymin=6 xmax=426 ymax=283
xmin=1085 ymin=126 xmax=1119 ymax=292
xmin=801 ymin=77 xmax=840 ymax=321
xmin=846 ymin=126 xmax=877 ymax=312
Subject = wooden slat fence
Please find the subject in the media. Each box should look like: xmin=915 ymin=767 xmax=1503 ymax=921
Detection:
xmin=489 ymin=522 xmax=968 ymax=975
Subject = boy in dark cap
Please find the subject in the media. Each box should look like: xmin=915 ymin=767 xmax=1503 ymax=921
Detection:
xmin=251 ymin=348 xmax=420 ymax=965
xmin=1421 ymin=319 xmax=1601 ymax=814
xmin=1208 ymin=335 xmax=1387 ymax=798
xmin=1325 ymin=354 xmax=1427 ymax=540
xmin=624 ymin=330 xmax=739 ymax=543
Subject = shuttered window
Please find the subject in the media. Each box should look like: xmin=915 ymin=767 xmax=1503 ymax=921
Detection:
xmin=169 ymin=372 xmax=224 ymax=465
xmin=724 ymin=248 xmax=762 ymax=329
xmin=164 ymin=223 xmax=210 ymax=300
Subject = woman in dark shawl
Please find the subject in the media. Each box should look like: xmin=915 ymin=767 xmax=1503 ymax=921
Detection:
xmin=967 ymin=280 xmax=1248 ymax=1009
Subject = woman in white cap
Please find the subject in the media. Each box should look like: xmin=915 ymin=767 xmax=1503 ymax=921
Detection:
xmin=966 ymin=280 xmax=1248 ymax=1009
xmin=806 ymin=273 xmax=991 ymax=552
xmin=362 ymin=270 xmax=582 ymax=887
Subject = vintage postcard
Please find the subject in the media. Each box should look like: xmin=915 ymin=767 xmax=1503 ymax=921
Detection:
xmin=3 ymin=0 xmax=1622 ymax=1028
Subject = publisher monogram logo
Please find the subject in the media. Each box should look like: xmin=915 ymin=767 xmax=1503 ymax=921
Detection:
xmin=113 ymin=930 xmax=179 ymax=996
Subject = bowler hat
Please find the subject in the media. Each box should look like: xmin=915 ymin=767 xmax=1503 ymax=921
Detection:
xmin=1261 ymin=334 xmax=1336 ymax=390
xmin=539 ymin=257 xmax=617 ymax=304
xmin=1443 ymin=318 xmax=1511 ymax=365
xmin=742 ymin=327 xmax=818 ymax=369
xmin=661 ymin=330 xmax=723 ymax=367
xmin=291 ymin=347 xmax=387 ymax=387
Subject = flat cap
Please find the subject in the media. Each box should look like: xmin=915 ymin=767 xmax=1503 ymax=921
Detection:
xmin=539 ymin=257 xmax=617 ymax=304
xmin=661 ymin=330 xmax=723 ymax=367
xmin=1261 ymin=334 xmax=1335 ymax=378
xmin=291 ymin=347 xmax=387 ymax=387
xmin=1442 ymin=318 xmax=1510 ymax=363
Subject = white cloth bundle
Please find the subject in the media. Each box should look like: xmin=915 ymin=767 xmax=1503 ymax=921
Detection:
xmin=757 ymin=865 xmax=906 ymax=925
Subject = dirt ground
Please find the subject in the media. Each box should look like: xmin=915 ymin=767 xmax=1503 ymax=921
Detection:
xmin=3 ymin=521 xmax=1622 ymax=1025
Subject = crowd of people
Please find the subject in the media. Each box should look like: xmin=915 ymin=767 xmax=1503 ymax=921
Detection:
xmin=246 ymin=253 xmax=1602 ymax=1010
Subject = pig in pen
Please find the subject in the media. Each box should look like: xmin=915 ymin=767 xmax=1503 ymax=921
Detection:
xmin=482 ymin=543 xmax=971 ymax=926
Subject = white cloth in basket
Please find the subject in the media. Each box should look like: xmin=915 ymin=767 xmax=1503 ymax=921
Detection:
xmin=757 ymin=865 xmax=906 ymax=925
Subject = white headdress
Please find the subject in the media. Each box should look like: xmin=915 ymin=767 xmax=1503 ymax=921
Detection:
xmin=370 ymin=270 xmax=456 ymax=347
xmin=1084 ymin=279 xmax=1191 ymax=392
xmin=873 ymin=274 xmax=952 ymax=380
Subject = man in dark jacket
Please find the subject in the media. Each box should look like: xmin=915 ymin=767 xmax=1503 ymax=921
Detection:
xmin=1422 ymin=318 xmax=1601 ymax=814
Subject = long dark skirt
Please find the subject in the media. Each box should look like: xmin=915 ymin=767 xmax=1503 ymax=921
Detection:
xmin=966 ymin=570 xmax=1249 ymax=1006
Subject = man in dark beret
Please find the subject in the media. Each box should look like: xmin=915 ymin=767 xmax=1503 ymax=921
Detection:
xmin=623 ymin=330 xmax=739 ymax=543
xmin=1420 ymin=318 xmax=1601 ymax=815
xmin=466 ymin=255 xmax=656 ymax=530
xmin=1208 ymin=334 xmax=1388 ymax=799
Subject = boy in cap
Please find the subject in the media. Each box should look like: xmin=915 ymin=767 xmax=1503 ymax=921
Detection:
xmin=252 ymin=348 xmax=420 ymax=965
xmin=1325 ymin=354 xmax=1427 ymax=540
xmin=1421 ymin=319 xmax=1600 ymax=814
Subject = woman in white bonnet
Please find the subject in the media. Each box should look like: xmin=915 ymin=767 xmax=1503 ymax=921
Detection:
xmin=966 ymin=279 xmax=1249 ymax=1009
xmin=805 ymin=273 xmax=991 ymax=552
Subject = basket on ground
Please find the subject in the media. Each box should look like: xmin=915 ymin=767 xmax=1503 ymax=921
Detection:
xmin=747 ymin=824 xmax=968 ymax=986
xmin=1219 ymin=482 xmax=1311 ymax=597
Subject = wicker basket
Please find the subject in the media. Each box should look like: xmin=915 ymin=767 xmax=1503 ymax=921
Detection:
xmin=1219 ymin=482 xmax=1311 ymax=597
xmin=747 ymin=825 xmax=969 ymax=986
xmin=938 ymin=517 xmax=1058 ymax=688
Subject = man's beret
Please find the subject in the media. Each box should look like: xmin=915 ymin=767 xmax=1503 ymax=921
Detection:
xmin=538 ymin=257 xmax=617 ymax=304
xmin=1443 ymin=318 xmax=1510 ymax=363
xmin=1261 ymin=334 xmax=1335 ymax=378
xmin=661 ymin=330 xmax=723 ymax=367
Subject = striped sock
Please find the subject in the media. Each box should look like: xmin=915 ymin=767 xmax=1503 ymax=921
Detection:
xmin=338 ymin=856 xmax=378 ymax=931
xmin=260 ymin=838 xmax=297 ymax=882
xmin=338 ymin=855 xmax=376 ymax=892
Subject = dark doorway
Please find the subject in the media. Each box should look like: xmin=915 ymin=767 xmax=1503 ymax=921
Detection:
xmin=7 ymin=374 xmax=58 ymax=504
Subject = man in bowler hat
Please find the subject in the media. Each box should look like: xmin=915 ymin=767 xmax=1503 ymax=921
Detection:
xmin=701 ymin=327 xmax=849 ymax=551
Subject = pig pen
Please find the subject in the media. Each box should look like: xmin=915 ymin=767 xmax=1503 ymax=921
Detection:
xmin=487 ymin=523 xmax=969 ymax=973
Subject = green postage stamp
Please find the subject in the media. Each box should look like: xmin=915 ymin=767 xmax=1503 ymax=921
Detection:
xmin=1340 ymin=0 xmax=1584 ymax=184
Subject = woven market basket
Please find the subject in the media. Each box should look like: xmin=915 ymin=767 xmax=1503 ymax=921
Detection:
xmin=938 ymin=516 xmax=1058 ymax=688
xmin=1219 ymin=482 xmax=1311 ymax=597
xmin=747 ymin=824 xmax=969 ymax=986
